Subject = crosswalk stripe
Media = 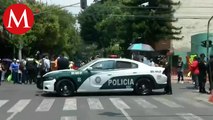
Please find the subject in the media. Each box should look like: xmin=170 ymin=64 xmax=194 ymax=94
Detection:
xmin=153 ymin=97 xmax=183 ymax=108
xmin=0 ymin=100 xmax=8 ymax=108
xmin=177 ymin=113 xmax=203 ymax=120
xmin=35 ymin=99 xmax=55 ymax=112
xmin=60 ymin=116 xmax=77 ymax=120
xmin=176 ymin=97 xmax=209 ymax=108
xmin=63 ymin=98 xmax=77 ymax=110
xmin=87 ymin=98 xmax=104 ymax=110
xmin=134 ymin=98 xmax=157 ymax=108
xmin=7 ymin=99 xmax=31 ymax=112
xmin=110 ymin=98 xmax=130 ymax=109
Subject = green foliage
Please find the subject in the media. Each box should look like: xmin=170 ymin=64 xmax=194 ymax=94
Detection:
xmin=78 ymin=0 xmax=182 ymax=57
xmin=0 ymin=0 xmax=82 ymax=59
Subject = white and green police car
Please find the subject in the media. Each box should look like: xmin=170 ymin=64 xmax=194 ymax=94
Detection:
xmin=38 ymin=58 xmax=167 ymax=96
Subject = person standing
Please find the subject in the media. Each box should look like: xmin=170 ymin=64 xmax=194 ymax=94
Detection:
xmin=40 ymin=56 xmax=51 ymax=76
xmin=161 ymin=56 xmax=172 ymax=95
xmin=10 ymin=59 xmax=20 ymax=84
xmin=19 ymin=59 xmax=27 ymax=84
xmin=26 ymin=58 xmax=37 ymax=84
xmin=0 ymin=61 xmax=2 ymax=85
xmin=177 ymin=57 xmax=184 ymax=83
xmin=57 ymin=54 xmax=69 ymax=70
xmin=198 ymin=53 xmax=208 ymax=93
xmin=190 ymin=56 xmax=200 ymax=89
xmin=207 ymin=55 xmax=213 ymax=93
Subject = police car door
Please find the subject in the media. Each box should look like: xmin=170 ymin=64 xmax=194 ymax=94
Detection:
xmin=88 ymin=60 xmax=116 ymax=92
xmin=101 ymin=60 xmax=139 ymax=91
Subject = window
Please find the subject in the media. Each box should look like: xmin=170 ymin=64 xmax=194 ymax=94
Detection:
xmin=116 ymin=61 xmax=138 ymax=69
xmin=91 ymin=60 xmax=114 ymax=70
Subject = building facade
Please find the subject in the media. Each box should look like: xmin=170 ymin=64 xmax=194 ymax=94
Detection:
xmin=172 ymin=0 xmax=213 ymax=55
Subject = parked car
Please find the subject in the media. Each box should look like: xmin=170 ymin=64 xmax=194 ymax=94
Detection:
xmin=38 ymin=58 xmax=167 ymax=96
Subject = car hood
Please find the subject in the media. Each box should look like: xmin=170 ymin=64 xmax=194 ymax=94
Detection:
xmin=43 ymin=69 xmax=76 ymax=77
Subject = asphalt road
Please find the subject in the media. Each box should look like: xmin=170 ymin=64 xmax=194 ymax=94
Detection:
xmin=0 ymin=81 xmax=213 ymax=120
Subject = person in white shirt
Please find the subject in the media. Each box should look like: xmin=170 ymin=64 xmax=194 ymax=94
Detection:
xmin=149 ymin=59 xmax=155 ymax=67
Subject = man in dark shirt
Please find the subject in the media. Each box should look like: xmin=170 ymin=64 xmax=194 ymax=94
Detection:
xmin=26 ymin=58 xmax=37 ymax=84
xmin=198 ymin=53 xmax=208 ymax=93
xmin=162 ymin=56 xmax=172 ymax=95
xmin=207 ymin=55 xmax=213 ymax=93
xmin=57 ymin=54 xmax=69 ymax=70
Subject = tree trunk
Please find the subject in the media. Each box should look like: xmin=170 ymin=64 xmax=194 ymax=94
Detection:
xmin=18 ymin=47 xmax=22 ymax=60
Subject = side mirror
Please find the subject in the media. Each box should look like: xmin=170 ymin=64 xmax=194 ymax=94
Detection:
xmin=86 ymin=67 xmax=93 ymax=72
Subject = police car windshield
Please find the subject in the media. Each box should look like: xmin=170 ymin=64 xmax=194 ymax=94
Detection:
xmin=78 ymin=59 xmax=99 ymax=71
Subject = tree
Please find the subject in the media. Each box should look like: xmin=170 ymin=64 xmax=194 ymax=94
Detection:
xmin=0 ymin=0 xmax=82 ymax=59
xmin=78 ymin=0 xmax=182 ymax=57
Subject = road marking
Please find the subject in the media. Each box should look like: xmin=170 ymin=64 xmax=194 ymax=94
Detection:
xmin=110 ymin=98 xmax=130 ymax=109
xmin=120 ymin=109 xmax=133 ymax=120
xmin=134 ymin=98 xmax=157 ymax=108
xmin=60 ymin=116 xmax=77 ymax=120
xmin=153 ymin=97 xmax=183 ymax=108
xmin=177 ymin=113 xmax=203 ymax=120
xmin=7 ymin=99 xmax=31 ymax=112
xmin=0 ymin=100 xmax=8 ymax=108
xmin=36 ymin=99 xmax=55 ymax=112
xmin=6 ymin=112 xmax=18 ymax=120
xmin=176 ymin=97 xmax=209 ymax=108
xmin=63 ymin=98 xmax=77 ymax=110
xmin=87 ymin=98 xmax=104 ymax=110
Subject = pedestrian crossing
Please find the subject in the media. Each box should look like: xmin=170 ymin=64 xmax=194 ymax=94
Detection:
xmin=87 ymin=98 xmax=104 ymax=110
xmin=35 ymin=99 xmax=55 ymax=112
xmin=7 ymin=99 xmax=31 ymax=113
xmin=0 ymin=97 xmax=211 ymax=120
xmin=0 ymin=97 xmax=210 ymax=111
xmin=63 ymin=98 xmax=77 ymax=110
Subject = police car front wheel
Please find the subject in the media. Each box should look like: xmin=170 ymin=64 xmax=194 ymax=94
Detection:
xmin=134 ymin=79 xmax=152 ymax=95
xmin=56 ymin=79 xmax=75 ymax=97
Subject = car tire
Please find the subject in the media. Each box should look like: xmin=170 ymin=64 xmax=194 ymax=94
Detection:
xmin=134 ymin=78 xmax=152 ymax=95
xmin=56 ymin=79 xmax=75 ymax=97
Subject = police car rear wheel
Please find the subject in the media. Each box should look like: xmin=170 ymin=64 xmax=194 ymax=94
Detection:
xmin=56 ymin=79 xmax=75 ymax=97
xmin=135 ymin=79 xmax=151 ymax=95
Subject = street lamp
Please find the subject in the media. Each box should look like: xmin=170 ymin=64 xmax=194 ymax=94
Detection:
xmin=207 ymin=16 xmax=213 ymax=61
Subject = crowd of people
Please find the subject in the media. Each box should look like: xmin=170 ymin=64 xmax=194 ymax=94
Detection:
xmin=177 ymin=53 xmax=213 ymax=94
xmin=0 ymin=53 xmax=79 ymax=86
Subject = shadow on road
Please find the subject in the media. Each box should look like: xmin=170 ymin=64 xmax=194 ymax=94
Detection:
xmin=99 ymin=112 xmax=122 ymax=117
xmin=37 ymin=91 xmax=166 ymax=97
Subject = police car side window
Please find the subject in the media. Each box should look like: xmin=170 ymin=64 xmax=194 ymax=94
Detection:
xmin=131 ymin=63 xmax=138 ymax=68
xmin=116 ymin=61 xmax=138 ymax=69
xmin=91 ymin=60 xmax=114 ymax=70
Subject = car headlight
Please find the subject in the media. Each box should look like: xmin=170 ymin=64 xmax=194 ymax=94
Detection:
xmin=43 ymin=76 xmax=55 ymax=81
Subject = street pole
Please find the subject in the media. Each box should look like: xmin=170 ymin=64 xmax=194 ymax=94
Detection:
xmin=207 ymin=16 xmax=213 ymax=61
xmin=207 ymin=16 xmax=213 ymax=95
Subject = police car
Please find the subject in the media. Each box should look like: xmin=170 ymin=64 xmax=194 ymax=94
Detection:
xmin=39 ymin=58 xmax=167 ymax=96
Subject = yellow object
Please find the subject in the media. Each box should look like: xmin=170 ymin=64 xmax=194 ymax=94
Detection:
xmin=189 ymin=55 xmax=197 ymax=64
xmin=187 ymin=71 xmax=191 ymax=77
